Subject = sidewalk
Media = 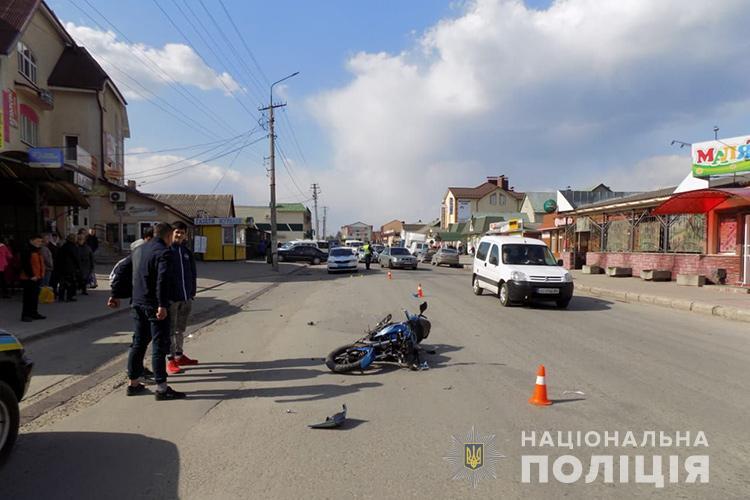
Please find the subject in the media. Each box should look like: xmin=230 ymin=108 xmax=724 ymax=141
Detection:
xmin=0 ymin=260 xmax=305 ymax=343
xmin=458 ymin=255 xmax=750 ymax=323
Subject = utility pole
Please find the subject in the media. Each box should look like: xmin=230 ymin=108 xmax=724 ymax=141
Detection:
xmin=311 ymin=183 xmax=321 ymax=239
xmin=322 ymin=206 xmax=328 ymax=240
xmin=260 ymin=71 xmax=299 ymax=271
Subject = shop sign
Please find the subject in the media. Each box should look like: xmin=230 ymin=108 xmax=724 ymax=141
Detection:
xmin=457 ymin=200 xmax=472 ymax=222
xmin=194 ymin=217 xmax=243 ymax=225
xmin=74 ymin=172 xmax=93 ymax=191
xmin=124 ymin=204 xmax=158 ymax=217
xmin=543 ymin=199 xmax=557 ymax=213
xmin=555 ymin=216 xmax=573 ymax=227
xmin=29 ymin=147 xmax=64 ymax=168
xmin=692 ymin=134 xmax=750 ymax=177
xmin=576 ymin=217 xmax=591 ymax=232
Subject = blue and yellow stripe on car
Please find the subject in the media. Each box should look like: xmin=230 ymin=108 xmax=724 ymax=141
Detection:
xmin=0 ymin=334 xmax=23 ymax=352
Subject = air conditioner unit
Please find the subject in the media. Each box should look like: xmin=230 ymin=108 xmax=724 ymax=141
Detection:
xmin=109 ymin=191 xmax=127 ymax=203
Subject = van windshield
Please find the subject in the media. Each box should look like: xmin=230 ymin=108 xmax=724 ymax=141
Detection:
xmin=501 ymin=244 xmax=558 ymax=266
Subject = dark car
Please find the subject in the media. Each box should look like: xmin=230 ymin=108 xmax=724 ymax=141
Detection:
xmin=277 ymin=245 xmax=328 ymax=265
xmin=378 ymin=246 xmax=418 ymax=269
xmin=0 ymin=329 xmax=33 ymax=464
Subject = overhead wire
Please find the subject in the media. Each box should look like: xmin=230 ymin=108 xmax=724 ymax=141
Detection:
xmin=71 ymin=0 xmax=240 ymax=138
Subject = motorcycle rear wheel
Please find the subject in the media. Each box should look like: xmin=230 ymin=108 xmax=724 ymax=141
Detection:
xmin=325 ymin=343 xmax=368 ymax=373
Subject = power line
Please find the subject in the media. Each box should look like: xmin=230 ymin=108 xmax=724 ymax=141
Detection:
xmin=276 ymin=142 xmax=309 ymax=201
xmin=138 ymin=134 xmax=267 ymax=185
xmin=211 ymin=133 xmax=255 ymax=193
xmin=127 ymin=128 xmax=259 ymax=178
xmin=124 ymin=134 xmax=252 ymax=156
xmin=218 ymin=0 xmax=269 ymax=86
xmin=71 ymin=0 xmax=239 ymax=138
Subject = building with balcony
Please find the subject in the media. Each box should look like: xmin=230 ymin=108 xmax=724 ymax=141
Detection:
xmin=440 ymin=175 xmax=525 ymax=229
xmin=0 ymin=0 xmax=129 ymax=244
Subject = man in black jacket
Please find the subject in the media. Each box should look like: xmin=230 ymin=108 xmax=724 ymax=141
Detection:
xmin=125 ymin=222 xmax=185 ymax=400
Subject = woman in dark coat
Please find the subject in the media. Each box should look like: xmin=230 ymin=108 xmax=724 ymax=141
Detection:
xmin=55 ymin=234 xmax=80 ymax=302
xmin=76 ymin=234 xmax=94 ymax=295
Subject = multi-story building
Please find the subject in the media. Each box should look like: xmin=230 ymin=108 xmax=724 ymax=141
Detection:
xmin=235 ymin=203 xmax=313 ymax=243
xmin=0 ymin=0 xmax=129 ymax=243
xmin=341 ymin=222 xmax=372 ymax=242
xmin=440 ymin=175 xmax=524 ymax=229
xmin=380 ymin=219 xmax=404 ymax=246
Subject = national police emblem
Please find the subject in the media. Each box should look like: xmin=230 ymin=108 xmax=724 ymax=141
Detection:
xmin=444 ymin=426 xmax=504 ymax=488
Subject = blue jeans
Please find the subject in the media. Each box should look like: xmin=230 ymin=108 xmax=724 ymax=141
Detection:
xmin=127 ymin=305 xmax=171 ymax=384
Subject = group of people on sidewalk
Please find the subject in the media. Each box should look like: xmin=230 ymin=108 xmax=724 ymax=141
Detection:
xmin=109 ymin=221 xmax=198 ymax=401
xmin=2 ymin=228 xmax=100 ymax=322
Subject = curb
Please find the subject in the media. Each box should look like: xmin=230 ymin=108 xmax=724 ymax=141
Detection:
xmin=575 ymin=283 xmax=750 ymax=323
xmin=22 ymin=264 xmax=308 ymax=345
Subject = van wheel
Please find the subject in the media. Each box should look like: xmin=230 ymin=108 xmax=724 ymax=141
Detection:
xmin=498 ymin=282 xmax=511 ymax=307
xmin=278 ymin=254 xmax=285 ymax=262
xmin=472 ymin=276 xmax=483 ymax=295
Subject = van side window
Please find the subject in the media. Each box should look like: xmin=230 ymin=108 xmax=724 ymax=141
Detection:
xmin=489 ymin=244 xmax=499 ymax=265
xmin=476 ymin=241 xmax=490 ymax=261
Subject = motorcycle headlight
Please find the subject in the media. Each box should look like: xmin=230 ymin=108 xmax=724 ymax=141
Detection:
xmin=510 ymin=271 xmax=527 ymax=282
xmin=563 ymin=272 xmax=573 ymax=282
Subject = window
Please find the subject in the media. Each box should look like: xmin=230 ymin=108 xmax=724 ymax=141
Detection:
xmin=106 ymin=223 xmax=120 ymax=245
xmin=17 ymin=42 xmax=37 ymax=83
xmin=501 ymin=244 xmax=557 ymax=266
xmin=490 ymin=193 xmax=497 ymax=205
xmin=123 ymin=224 xmax=137 ymax=245
xmin=65 ymin=135 xmax=79 ymax=162
xmin=476 ymin=241 xmax=491 ymax=261
xmin=223 ymin=226 xmax=235 ymax=244
xmin=498 ymin=195 xmax=506 ymax=206
xmin=449 ymin=198 xmax=454 ymax=215
xmin=489 ymin=245 xmax=499 ymax=265
xmin=20 ymin=105 xmax=39 ymax=146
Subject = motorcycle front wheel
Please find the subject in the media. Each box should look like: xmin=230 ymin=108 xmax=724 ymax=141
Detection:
xmin=325 ymin=343 xmax=369 ymax=373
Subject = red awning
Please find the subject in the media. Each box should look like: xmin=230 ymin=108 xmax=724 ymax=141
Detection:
xmin=652 ymin=187 xmax=750 ymax=215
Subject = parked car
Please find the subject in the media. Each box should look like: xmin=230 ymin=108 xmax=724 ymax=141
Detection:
xmin=471 ymin=235 xmax=573 ymax=308
xmin=328 ymin=247 xmax=358 ymax=273
xmin=418 ymin=248 xmax=437 ymax=263
xmin=278 ymin=245 xmax=328 ymax=265
xmin=0 ymin=329 xmax=33 ymax=464
xmin=431 ymin=247 xmax=461 ymax=267
xmin=379 ymin=246 xmax=418 ymax=269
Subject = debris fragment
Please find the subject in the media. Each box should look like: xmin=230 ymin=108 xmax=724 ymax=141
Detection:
xmin=307 ymin=321 xmax=315 ymax=326
xmin=308 ymin=404 xmax=347 ymax=429
xmin=443 ymin=385 xmax=453 ymax=390
xmin=563 ymin=390 xmax=586 ymax=396
xmin=286 ymin=409 xmax=297 ymax=414
xmin=418 ymin=361 xmax=430 ymax=370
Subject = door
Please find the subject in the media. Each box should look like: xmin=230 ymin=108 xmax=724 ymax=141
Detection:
xmin=744 ymin=215 xmax=750 ymax=286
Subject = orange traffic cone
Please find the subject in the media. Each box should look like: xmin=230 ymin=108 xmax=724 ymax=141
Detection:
xmin=528 ymin=365 xmax=552 ymax=406
xmin=417 ymin=283 xmax=424 ymax=298
xmin=387 ymin=271 xmax=392 ymax=280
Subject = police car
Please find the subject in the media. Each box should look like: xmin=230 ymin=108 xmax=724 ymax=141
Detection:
xmin=0 ymin=330 xmax=33 ymax=463
xmin=471 ymin=221 xmax=573 ymax=308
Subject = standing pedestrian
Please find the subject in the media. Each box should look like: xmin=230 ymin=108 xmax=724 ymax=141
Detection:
xmin=40 ymin=234 xmax=54 ymax=286
xmin=47 ymin=233 xmax=60 ymax=296
xmin=0 ymin=236 xmax=12 ymax=298
xmin=76 ymin=233 xmax=94 ymax=295
xmin=166 ymin=221 xmax=198 ymax=375
xmin=19 ymin=235 xmax=45 ymax=322
xmin=85 ymin=228 xmax=99 ymax=288
xmin=363 ymin=240 xmax=373 ymax=270
xmin=56 ymin=234 xmax=79 ymax=302
xmin=126 ymin=222 xmax=185 ymax=400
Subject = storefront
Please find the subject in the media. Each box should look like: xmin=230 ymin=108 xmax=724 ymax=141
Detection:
xmin=193 ymin=217 xmax=247 ymax=261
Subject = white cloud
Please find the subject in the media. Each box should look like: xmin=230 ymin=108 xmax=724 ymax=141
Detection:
xmin=65 ymin=22 xmax=241 ymax=100
xmin=309 ymin=0 xmax=750 ymax=230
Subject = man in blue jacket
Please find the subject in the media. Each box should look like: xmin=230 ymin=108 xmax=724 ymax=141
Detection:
xmin=166 ymin=221 xmax=198 ymax=374
xmin=126 ymin=222 xmax=185 ymax=400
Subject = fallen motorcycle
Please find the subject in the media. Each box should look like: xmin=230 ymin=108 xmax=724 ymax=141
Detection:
xmin=325 ymin=302 xmax=431 ymax=373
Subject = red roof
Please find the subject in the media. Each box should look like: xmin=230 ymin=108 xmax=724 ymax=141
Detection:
xmin=448 ymin=182 xmax=524 ymax=200
xmin=652 ymin=188 xmax=750 ymax=215
xmin=0 ymin=0 xmax=39 ymax=55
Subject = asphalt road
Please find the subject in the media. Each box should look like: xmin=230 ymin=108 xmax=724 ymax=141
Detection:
xmin=2 ymin=263 xmax=749 ymax=499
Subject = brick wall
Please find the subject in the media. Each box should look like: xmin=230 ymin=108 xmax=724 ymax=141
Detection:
xmin=586 ymin=252 xmax=742 ymax=284
xmin=560 ymin=251 xmax=576 ymax=270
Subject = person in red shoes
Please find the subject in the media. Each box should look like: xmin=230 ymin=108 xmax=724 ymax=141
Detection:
xmin=166 ymin=221 xmax=198 ymax=375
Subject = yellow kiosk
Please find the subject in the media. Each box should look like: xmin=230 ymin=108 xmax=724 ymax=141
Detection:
xmin=193 ymin=217 xmax=246 ymax=261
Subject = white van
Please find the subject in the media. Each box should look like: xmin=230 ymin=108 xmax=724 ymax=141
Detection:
xmin=408 ymin=241 xmax=428 ymax=255
xmin=471 ymin=235 xmax=573 ymax=308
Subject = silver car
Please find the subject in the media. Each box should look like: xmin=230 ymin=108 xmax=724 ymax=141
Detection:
xmin=378 ymin=247 xmax=418 ymax=270
xmin=431 ymin=247 xmax=461 ymax=267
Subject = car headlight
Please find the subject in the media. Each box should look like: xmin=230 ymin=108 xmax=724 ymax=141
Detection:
xmin=510 ymin=271 xmax=527 ymax=281
xmin=563 ymin=272 xmax=572 ymax=282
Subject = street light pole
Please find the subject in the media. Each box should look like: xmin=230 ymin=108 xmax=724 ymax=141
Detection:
xmin=261 ymin=71 xmax=299 ymax=271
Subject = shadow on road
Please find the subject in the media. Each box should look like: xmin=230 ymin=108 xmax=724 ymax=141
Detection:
xmin=0 ymin=431 xmax=179 ymax=500
xmin=529 ymin=296 xmax=614 ymax=312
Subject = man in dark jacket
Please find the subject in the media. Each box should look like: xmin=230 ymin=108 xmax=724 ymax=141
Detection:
xmin=76 ymin=234 xmax=94 ymax=295
xmin=55 ymin=234 xmax=79 ymax=302
xmin=166 ymin=221 xmax=198 ymax=375
xmin=126 ymin=222 xmax=185 ymax=400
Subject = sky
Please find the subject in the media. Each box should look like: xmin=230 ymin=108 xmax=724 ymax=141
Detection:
xmin=47 ymin=0 xmax=750 ymax=235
